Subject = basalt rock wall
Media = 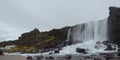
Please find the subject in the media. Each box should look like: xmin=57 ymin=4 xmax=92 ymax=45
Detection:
xmin=108 ymin=7 xmax=120 ymax=47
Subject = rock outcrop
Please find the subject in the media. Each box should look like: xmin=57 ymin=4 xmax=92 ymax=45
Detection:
xmin=19 ymin=28 xmax=41 ymax=41
xmin=0 ymin=26 xmax=70 ymax=53
xmin=108 ymin=6 xmax=120 ymax=47
xmin=17 ymin=28 xmax=44 ymax=46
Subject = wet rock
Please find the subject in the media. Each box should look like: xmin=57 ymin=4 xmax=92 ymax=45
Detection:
xmin=118 ymin=48 xmax=120 ymax=52
xmin=36 ymin=56 xmax=43 ymax=60
xmin=49 ymin=56 xmax=54 ymax=59
xmin=49 ymin=51 xmax=54 ymax=55
xmin=0 ymin=49 xmax=3 ymax=55
xmin=103 ymin=41 xmax=112 ymax=45
xmin=54 ymin=49 xmax=60 ymax=53
xmin=118 ymin=53 xmax=120 ymax=56
xmin=27 ymin=56 xmax=32 ymax=60
xmin=108 ymin=6 xmax=120 ymax=47
xmin=104 ymin=43 xmax=117 ymax=51
xmin=105 ymin=55 xmax=114 ymax=60
xmin=65 ymin=54 xmax=71 ymax=59
xmin=104 ymin=43 xmax=112 ymax=50
xmin=45 ymin=56 xmax=54 ymax=60
xmin=64 ymin=41 xmax=73 ymax=45
xmin=76 ymin=48 xmax=86 ymax=53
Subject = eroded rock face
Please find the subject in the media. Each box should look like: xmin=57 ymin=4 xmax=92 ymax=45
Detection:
xmin=107 ymin=6 xmax=120 ymax=47
xmin=17 ymin=28 xmax=43 ymax=46
xmin=14 ymin=27 xmax=71 ymax=52
xmin=19 ymin=28 xmax=41 ymax=41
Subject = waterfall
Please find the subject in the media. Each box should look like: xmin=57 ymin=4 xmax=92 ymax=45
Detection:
xmin=67 ymin=19 xmax=107 ymax=43
xmin=66 ymin=28 xmax=71 ymax=41
xmin=59 ymin=19 xmax=119 ymax=54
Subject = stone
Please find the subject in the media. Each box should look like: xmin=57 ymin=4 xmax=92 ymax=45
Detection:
xmin=48 ymin=56 xmax=54 ymax=59
xmin=36 ymin=56 xmax=43 ymax=60
xmin=103 ymin=41 xmax=111 ymax=45
xmin=118 ymin=53 xmax=120 ymax=56
xmin=64 ymin=41 xmax=73 ymax=45
xmin=45 ymin=56 xmax=54 ymax=59
xmin=104 ymin=43 xmax=113 ymax=51
xmin=26 ymin=56 xmax=32 ymax=60
xmin=54 ymin=49 xmax=60 ymax=53
xmin=0 ymin=49 xmax=3 ymax=55
xmin=76 ymin=48 xmax=86 ymax=53
xmin=65 ymin=54 xmax=71 ymax=59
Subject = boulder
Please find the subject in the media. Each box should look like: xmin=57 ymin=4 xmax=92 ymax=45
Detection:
xmin=103 ymin=41 xmax=112 ymax=45
xmin=118 ymin=52 xmax=120 ymax=56
xmin=65 ymin=54 xmax=71 ymax=59
xmin=104 ymin=43 xmax=117 ymax=51
xmin=49 ymin=51 xmax=54 ymax=55
xmin=104 ymin=44 xmax=112 ymax=51
xmin=76 ymin=48 xmax=86 ymax=53
xmin=46 ymin=56 xmax=54 ymax=59
xmin=36 ymin=55 xmax=43 ymax=60
xmin=0 ymin=49 xmax=3 ymax=55
xmin=48 ymin=56 xmax=54 ymax=59
xmin=54 ymin=49 xmax=60 ymax=53
xmin=64 ymin=41 xmax=73 ymax=45
xmin=26 ymin=56 xmax=32 ymax=60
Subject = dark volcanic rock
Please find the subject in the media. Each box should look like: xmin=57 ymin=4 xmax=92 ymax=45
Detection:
xmin=65 ymin=54 xmax=71 ymax=59
xmin=108 ymin=6 xmax=120 ymax=47
xmin=19 ymin=28 xmax=41 ymax=41
xmin=104 ymin=43 xmax=113 ymax=51
xmin=36 ymin=56 xmax=43 ymax=60
xmin=0 ymin=26 xmax=71 ymax=53
xmin=0 ymin=49 xmax=3 ymax=55
xmin=54 ymin=49 xmax=60 ymax=53
xmin=16 ymin=27 xmax=70 ymax=48
xmin=17 ymin=28 xmax=43 ymax=46
xmin=76 ymin=48 xmax=86 ymax=53
xmin=27 ymin=56 xmax=33 ymax=60
xmin=46 ymin=27 xmax=71 ymax=48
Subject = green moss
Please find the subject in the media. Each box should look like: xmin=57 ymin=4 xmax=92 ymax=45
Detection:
xmin=6 ymin=46 xmax=35 ymax=53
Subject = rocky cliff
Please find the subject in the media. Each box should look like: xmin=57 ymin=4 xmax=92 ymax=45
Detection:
xmin=0 ymin=26 xmax=71 ymax=52
xmin=108 ymin=7 xmax=120 ymax=47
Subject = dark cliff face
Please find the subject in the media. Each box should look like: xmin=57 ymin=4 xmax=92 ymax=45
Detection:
xmin=108 ymin=7 xmax=120 ymax=47
xmin=17 ymin=28 xmax=44 ymax=46
xmin=0 ymin=27 xmax=70 ymax=49
xmin=0 ymin=27 xmax=71 ymax=53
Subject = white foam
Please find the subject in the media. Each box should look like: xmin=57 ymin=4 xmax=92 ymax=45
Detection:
xmin=59 ymin=40 xmax=107 ymax=54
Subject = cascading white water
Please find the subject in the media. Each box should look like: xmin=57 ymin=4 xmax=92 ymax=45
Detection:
xmin=66 ymin=28 xmax=71 ymax=41
xmin=59 ymin=19 xmax=109 ymax=54
xmin=68 ymin=19 xmax=107 ymax=43
xmin=96 ymin=19 xmax=107 ymax=41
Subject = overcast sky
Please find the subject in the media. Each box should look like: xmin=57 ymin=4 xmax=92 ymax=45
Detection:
xmin=0 ymin=0 xmax=120 ymax=41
